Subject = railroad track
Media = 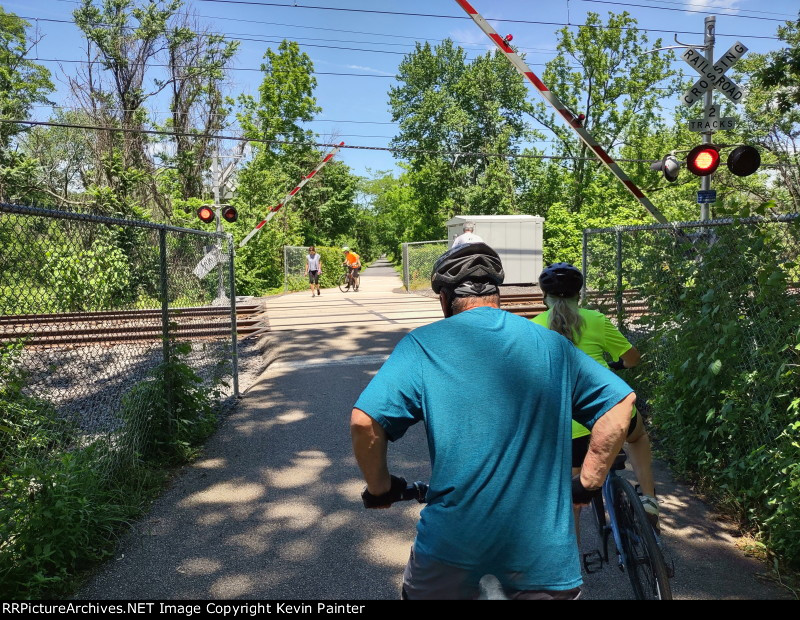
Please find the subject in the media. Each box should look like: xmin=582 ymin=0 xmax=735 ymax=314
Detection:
xmin=0 ymin=302 xmax=268 ymax=347
xmin=500 ymin=290 xmax=648 ymax=320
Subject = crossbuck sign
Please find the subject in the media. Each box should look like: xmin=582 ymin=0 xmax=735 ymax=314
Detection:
xmin=681 ymin=42 xmax=748 ymax=107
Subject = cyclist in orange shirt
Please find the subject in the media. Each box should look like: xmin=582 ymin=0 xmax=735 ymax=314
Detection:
xmin=342 ymin=247 xmax=361 ymax=291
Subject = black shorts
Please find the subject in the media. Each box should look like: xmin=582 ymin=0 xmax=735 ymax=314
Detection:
xmin=571 ymin=410 xmax=639 ymax=469
xmin=308 ymin=270 xmax=319 ymax=284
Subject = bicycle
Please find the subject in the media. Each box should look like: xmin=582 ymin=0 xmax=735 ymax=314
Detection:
xmin=582 ymin=451 xmax=673 ymax=600
xmin=338 ymin=267 xmax=360 ymax=292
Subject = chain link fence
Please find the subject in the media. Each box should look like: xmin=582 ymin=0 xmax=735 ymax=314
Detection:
xmin=284 ymin=245 xmax=311 ymax=292
xmin=1 ymin=202 xmax=238 ymax=522
xmin=402 ymin=240 xmax=448 ymax=291
xmin=582 ymin=214 xmax=800 ymax=561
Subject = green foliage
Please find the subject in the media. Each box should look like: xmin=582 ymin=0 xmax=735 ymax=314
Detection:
xmin=121 ymin=340 xmax=222 ymax=463
xmin=542 ymin=202 xmax=586 ymax=266
xmin=0 ymin=8 xmax=54 ymax=202
xmin=615 ymin=221 xmax=800 ymax=566
xmin=0 ymin=338 xmax=224 ymax=598
xmin=388 ymin=39 xmax=536 ymax=240
xmin=750 ymin=12 xmax=800 ymax=114
xmin=39 ymin=236 xmax=133 ymax=312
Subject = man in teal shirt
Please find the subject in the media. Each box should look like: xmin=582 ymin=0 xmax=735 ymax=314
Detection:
xmin=351 ymin=243 xmax=635 ymax=599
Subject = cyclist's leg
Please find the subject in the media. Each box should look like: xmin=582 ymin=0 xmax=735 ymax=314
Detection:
xmin=571 ymin=434 xmax=590 ymax=545
xmin=625 ymin=411 xmax=655 ymax=497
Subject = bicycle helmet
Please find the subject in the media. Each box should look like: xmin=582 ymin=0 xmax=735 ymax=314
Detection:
xmin=341 ymin=246 xmax=349 ymax=252
xmin=431 ymin=242 xmax=504 ymax=297
xmin=538 ymin=262 xmax=583 ymax=298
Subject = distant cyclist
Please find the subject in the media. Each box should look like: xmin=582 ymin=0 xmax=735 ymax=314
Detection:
xmin=342 ymin=247 xmax=361 ymax=290
xmin=351 ymin=242 xmax=635 ymax=600
xmin=532 ymin=262 xmax=659 ymax=530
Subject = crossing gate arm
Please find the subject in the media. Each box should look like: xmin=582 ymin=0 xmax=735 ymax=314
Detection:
xmin=239 ymin=141 xmax=346 ymax=248
xmin=452 ymin=0 xmax=668 ymax=225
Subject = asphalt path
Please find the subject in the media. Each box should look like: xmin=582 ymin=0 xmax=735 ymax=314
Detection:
xmin=77 ymin=259 xmax=790 ymax=600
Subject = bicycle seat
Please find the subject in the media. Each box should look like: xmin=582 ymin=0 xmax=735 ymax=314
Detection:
xmin=612 ymin=452 xmax=627 ymax=471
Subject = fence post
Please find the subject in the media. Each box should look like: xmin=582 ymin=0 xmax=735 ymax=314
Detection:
xmin=159 ymin=228 xmax=170 ymax=364
xmin=284 ymin=246 xmax=289 ymax=293
xmin=158 ymin=227 xmax=175 ymax=425
xmin=228 ymin=234 xmax=240 ymax=398
xmin=402 ymin=243 xmax=409 ymax=292
xmin=581 ymin=231 xmax=588 ymax=305
xmin=615 ymin=229 xmax=624 ymax=326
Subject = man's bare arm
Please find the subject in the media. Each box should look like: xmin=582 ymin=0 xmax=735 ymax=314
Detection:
xmin=580 ymin=392 xmax=636 ymax=490
xmin=350 ymin=408 xmax=391 ymax=495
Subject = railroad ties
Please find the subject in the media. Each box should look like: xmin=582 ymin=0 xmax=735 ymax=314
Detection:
xmin=500 ymin=290 xmax=649 ymax=323
xmin=0 ymin=301 xmax=268 ymax=347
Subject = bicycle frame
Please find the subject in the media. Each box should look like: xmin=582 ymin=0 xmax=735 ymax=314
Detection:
xmin=599 ymin=469 xmax=628 ymax=571
xmin=583 ymin=458 xmax=673 ymax=600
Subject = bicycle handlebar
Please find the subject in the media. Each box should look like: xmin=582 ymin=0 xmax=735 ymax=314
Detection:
xmin=399 ymin=481 xmax=429 ymax=504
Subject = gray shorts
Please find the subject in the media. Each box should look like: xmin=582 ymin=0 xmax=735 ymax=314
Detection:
xmin=401 ymin=544 xmax=581 ymax=600
xmin=308 ymin=270 xmax=319 ymax=284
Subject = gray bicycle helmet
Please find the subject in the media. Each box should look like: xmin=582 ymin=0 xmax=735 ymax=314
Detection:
xmin=431 ymin=242 xmax=504 ymax=297
xmin=538 ymin=262 xmax=583 ymax=298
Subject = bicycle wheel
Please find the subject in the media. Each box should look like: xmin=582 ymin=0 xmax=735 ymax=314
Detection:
xmin=338 ymin=273 xmax=350 ymax=292
xmin=611 ymin=476 xmax=672 ymax=600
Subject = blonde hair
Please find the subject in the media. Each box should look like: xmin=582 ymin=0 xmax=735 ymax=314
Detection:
xmin=544 ymin=294 xmax=584 ymax=344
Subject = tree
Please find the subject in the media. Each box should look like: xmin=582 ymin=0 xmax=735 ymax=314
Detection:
xmin=17 ymin=110 xmax=95 ymax=206
xmin=73 ymin=0 xmax=184 ymax=215
xmin=732 ymin=21 xmax=800 ymax=213
xmin=161 ymin=10 xmax=239 ymax=200
xmin=751 ymin=12 xmax=800 ymax=114
xmin=234 ymin=40 xmax=362 ymax=294
xmin=530 ymin=12 xmax=678 ymax=214
xmin=0 ymin=8 xmax=53 ymax=202
xmin=389 ymin=40 xmax=536 ymax=239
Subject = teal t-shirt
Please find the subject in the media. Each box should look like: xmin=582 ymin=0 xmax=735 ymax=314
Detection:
xmin=354 ymin=306 xmax=633 ymax=591
xmin=533 ymin=308 xmax=634 ymax=438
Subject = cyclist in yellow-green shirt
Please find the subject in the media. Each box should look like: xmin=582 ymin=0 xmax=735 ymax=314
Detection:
xmin=532 ymin=263 xmax=659 ymax=534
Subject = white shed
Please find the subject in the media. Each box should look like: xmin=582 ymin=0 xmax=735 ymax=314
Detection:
xmin=446 ymin=215 xmax=544 ymax=285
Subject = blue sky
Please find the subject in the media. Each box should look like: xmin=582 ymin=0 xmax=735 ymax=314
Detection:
xmin=8 ymin=0 xmax=800 ymax=177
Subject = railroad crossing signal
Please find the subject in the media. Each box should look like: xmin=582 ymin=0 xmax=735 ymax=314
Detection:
xmin=651 ymin=154 xmax=681 ymax=182
xmin=727 ymin=145 xmax=761 ymax=177
xmin=197 ymin=204 xmax=238 ymax=224
xmin=221 ymin=205 xmax=238 ymax=223
xmin=686 ymin=145 xmax=720 ymax=176
xmin=197 ymin=205 xmax=215 ymax=224
xmin=680 ymin=42 xmax=747 ymax=107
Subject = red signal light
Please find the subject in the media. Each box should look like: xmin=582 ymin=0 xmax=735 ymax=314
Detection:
xmin=221 ymin=205 xmax=238 ymax=223
xmin=686 ymin=145 xmax=720 ymax=176
xmin=197 ymin=206 xmax=215 ymax=223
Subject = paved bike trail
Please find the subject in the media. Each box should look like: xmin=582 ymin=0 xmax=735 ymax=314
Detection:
xmin=77 ymin=259 xmax=790 ymax=600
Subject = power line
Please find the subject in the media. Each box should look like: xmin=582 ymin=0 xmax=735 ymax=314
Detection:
xmin=194 ymin=0 xmax=783 ymax=40
xmin=33 ymin=104 xmax=400 ymax=123
xmin=0 ymin=118 xmax=664 ymax=163
xmin=20 ymin=15 xmax=559 ymax=62
xmin=31 ymin=56 xmax=397 ymax=77
xmin=576 ymin=0 xmax=794 ymax=22
xmin=633 ymin=0 xmax=796 ymax=18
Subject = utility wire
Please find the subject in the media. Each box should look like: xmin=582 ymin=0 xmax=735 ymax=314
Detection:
xmin=0 ymin=118 xmax=666 ymax=163
xmin=17 ymin=8 xmax=784 ymax=42
xmin=576 ymin=0 xmax=795 ymax=22
xmin=194 ymin=0 xmax=784 ymax=40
